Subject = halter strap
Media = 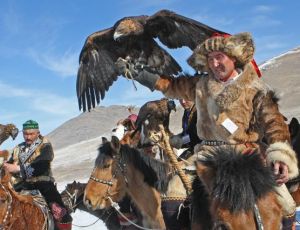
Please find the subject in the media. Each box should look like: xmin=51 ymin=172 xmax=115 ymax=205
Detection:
xmin=89 ymin=176 xmax=113 ymax=186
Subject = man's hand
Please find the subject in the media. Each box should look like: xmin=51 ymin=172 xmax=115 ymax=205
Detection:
xmin=115 ymin=57 xmax=159 ymax=91
xmin=115 ymin=58 xmax=140 ymax=79
xmin=273 ymin=161 xmax=289 ymax=185
xmin=3 ymin=162 xmax=20 ymax=173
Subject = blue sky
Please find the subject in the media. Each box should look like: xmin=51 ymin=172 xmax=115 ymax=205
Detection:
xmin=1 ymin=0 xmax=299 ymax=149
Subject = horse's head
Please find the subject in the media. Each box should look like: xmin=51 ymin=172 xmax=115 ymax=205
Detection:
xmin=136 ymin=98 xmax=175 ymax=156
xmin=194 ymin=147 xmax=281 ymax=229
xmin=84 ymin=136 xmax=126 ymax=210
xmin=0 ymin=124 xmax=19 ymax=146
xmin=61 ymin=181 xmax=86 ymax=213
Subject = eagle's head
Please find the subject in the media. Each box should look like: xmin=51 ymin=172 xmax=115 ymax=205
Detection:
xmin=113 ymin=17 xmax=145 ymax=41
xmin=6 ymin=124 xmax=19 ymax=140
xmin=0 ymin=123 xmax=19 ymax=146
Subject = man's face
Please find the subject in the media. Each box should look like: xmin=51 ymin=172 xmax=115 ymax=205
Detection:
xmin=207 ymin=51 xmax=236 ymax=81
xmin=179 ymin=99 xmax=193 ymax=110
xmin=23 ymin=129 xmax=40 ymax=145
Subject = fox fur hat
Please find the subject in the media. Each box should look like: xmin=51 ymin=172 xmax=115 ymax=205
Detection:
xmin=187 ymin=32 xmax=255 ymax=71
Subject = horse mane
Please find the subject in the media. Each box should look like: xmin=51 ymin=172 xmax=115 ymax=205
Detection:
xmin=191 ymin=177 xmax=212 ymax=228
xmin=121 ymin=144 xmax=170 ymax=192
xmin=198 ymin=147 xmax=276 ymax=212
xmin=95 ymin=142 xmax=170 ymax=192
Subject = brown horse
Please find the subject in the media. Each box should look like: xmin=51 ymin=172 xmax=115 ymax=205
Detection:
xmin=61 ymin=181 xmax=121 ymax=229
xmin=192 ymin=147 xmax=282 ymax=230
xmin=0 ymin=124 xmax=19 ymax=146
xmin=84 ymin=136 xmax=170 ymax=229
xmin=0 ymin=170 xmax=50 ymax=230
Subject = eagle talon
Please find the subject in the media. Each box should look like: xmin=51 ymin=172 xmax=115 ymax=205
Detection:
xmin=124 ymin=69 xmax=138 ymax=90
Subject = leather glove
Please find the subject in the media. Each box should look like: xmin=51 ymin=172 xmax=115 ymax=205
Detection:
xmin=115 ymin=58 xmax=159 ymax=91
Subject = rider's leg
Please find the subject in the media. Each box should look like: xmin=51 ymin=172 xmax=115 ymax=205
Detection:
xmin=274 ymin=184 xmax=296 ymax=230
xmin=35 ymin=181 xmax=73 ymax=230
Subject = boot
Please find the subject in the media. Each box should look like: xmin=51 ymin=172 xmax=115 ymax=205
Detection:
xmin=56 ymin=222 xmax=72 ymax=230
xmin=55 ymin=213 xmax=73 ymax=230
xmin=51 ymin=202 xmax=73 ymax=230
xmin=282 ymin=213 xmax=296 ymax=230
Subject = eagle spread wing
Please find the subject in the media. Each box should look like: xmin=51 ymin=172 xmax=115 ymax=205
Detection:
xmin=77 ymin=10 xmax=225 ymax=112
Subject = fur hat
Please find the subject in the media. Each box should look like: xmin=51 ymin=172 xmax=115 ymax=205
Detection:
xmin=187 ymin=32 xmax=255 ymax=71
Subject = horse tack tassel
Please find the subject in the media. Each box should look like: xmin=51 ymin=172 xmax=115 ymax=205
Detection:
xmin=159 ymin=124 xmax=192 ymax=195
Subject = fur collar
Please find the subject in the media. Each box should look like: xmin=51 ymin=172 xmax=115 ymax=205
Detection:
xmin=207 ymin=63 xmax=262 ymax=110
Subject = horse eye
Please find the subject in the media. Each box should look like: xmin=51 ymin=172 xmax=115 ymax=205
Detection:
xmin=103 ymin=164 xmax=111 ymax=169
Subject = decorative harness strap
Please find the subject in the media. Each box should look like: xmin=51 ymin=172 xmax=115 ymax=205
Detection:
xmin=89 ymin=176 xmax=113 ymax=186
xmin=18 ymin=137 xmax=42 ymax=165
xmin=254 ymin=203 xmax=264 ymax=230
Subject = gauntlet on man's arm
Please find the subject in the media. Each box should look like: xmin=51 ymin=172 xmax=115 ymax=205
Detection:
xmin=115 ymin=58 xmax=160 ymax=91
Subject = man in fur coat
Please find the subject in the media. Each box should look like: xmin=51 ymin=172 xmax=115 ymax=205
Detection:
xmin=116 ymin=32 xmax=298 ymax=229
xmin=3 ymin=120 xmax=73 ymax=230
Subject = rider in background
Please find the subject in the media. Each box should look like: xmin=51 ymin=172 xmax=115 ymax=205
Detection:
xmin=3 ymin=120 xmax=73 ymax=230
xmin=117 ymin=32 xmax=298 ymax=229
xmin=170 ymin=99 xmax=202 ymax=160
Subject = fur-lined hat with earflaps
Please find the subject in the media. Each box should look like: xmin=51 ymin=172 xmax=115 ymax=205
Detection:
xmin=187 ymin=32 xmax=255 ymax=72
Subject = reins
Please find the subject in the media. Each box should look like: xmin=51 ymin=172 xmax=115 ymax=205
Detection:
xmin=61 ymin=184 xmax=106 ymax=228
xmin=88 ymin=147 xmax=163 ymax=230
xmin=0 ymin=183 xmax=12 ymax=230
xmin=106 ymin=197 xmax=159 ymax=230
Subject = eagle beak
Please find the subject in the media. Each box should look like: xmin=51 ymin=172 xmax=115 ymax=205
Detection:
xmin=113 ymin=32 xmax=122 ymax=41
xmin=11 ymin=128 xmax=19 ymax=140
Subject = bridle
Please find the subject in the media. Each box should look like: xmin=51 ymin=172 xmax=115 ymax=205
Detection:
xmin=0 ymin=183 xmax=12 ymax=230
xmin=89 ymin=149 xmax=128 ymax=201
xmin=211 ymin=200 xmax=264 ymax=230
xmin=61 ymin=187 xmax=82 ymax=213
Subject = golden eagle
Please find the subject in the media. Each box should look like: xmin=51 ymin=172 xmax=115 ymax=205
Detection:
xmin=77 ymin=9 xmax=225 ymax=111
xmin=0 ymin=123 xmax=19 ymax=146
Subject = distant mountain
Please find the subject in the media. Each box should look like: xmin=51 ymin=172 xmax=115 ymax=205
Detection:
xmin=47 ymin=105 xmax=139 ymax=150
xmin=260 ymin=47 xmax=300 ymax=119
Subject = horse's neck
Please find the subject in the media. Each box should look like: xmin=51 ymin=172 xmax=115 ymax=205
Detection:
xmin=5 ymin=187 xmax=37 ymax=226
xmin=120 ymin=130 xmax=140 ymax=147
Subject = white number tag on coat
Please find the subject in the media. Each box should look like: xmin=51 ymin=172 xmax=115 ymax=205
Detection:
xmin=221 ymin=118 xmax=238 ymax=134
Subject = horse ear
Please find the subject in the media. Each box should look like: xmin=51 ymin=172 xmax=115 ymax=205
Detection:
xmin=0 ymin=169 xmax=12 ymax=184
xmin=110 ymin=136 xmax=121 ymax=153
xmin=195 ymin=161 xmax=214 ymax=193
xmin=102 ymin=137 xmax=108 ymax=144
xmin=289 ymin=117 xmax=300 ymax=137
